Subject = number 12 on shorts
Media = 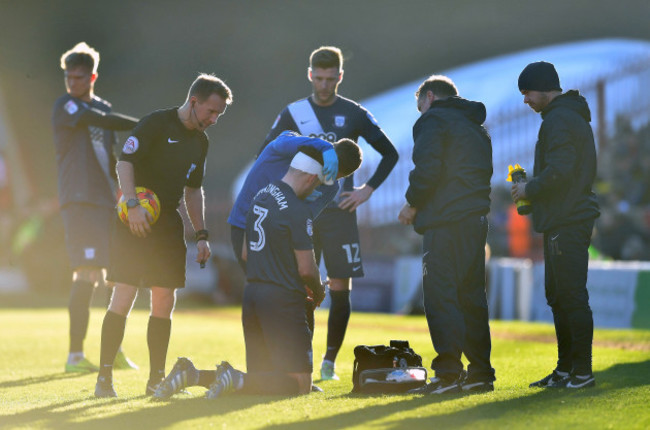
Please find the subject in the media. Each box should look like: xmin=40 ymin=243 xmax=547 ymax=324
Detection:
xmin=341 ymin=243 xmax=361 ymax=263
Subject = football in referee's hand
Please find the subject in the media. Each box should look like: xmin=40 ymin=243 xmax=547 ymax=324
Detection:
xmin=117 ymin=187 xmax=161 ymax=225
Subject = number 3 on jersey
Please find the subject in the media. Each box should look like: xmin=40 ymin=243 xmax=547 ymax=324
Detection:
xmin=249 ymin=205 xmax=268 ymax=252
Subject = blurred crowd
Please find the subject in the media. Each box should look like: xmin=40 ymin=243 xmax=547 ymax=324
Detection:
xmin=488 ymin=117 xmax=650 ymax=261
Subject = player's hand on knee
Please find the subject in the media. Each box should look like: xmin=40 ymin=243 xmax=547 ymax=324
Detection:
xmin=312 ymin=284 xmax=326 ymax=308
xmin=128 ymin=206 xmax=151 ymax=238
xmin=304 ymin=289 xmax=315 ymax=310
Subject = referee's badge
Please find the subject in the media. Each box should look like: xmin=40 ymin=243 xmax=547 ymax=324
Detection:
xmin=64 ymin=99 xmax=78 ymax=115
xmin=306 ymin=218 xmax=313 ymax=237
xmin=123 ymin=136 xmax=139 ymax=154
xmin=334 ymin=115 xmax=346 ymax=127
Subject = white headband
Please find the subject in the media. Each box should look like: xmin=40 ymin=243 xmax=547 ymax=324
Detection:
xmin=289 ymin=152 xmax=334 ymax=185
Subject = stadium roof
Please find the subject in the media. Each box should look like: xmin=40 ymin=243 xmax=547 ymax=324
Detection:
xmin=355 ymin=38 xmax=650 ymax=225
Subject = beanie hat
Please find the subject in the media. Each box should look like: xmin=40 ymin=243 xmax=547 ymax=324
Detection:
xmin=518 ymin=61 xmax=562 ymax=92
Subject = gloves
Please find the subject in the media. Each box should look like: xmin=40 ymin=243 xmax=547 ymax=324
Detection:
xmin=322 ymin=148 xmax=338 ymax=183
xmin=305 ymin=189 xmax=322 ymax=203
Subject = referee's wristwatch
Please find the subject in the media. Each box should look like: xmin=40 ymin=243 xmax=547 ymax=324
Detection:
xmin=126 ymin=198 xmax=140 ymax=209
xmin=195 ymin=229 xmax=209 ymax=241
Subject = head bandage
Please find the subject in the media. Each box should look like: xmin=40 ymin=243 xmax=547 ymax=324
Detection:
xmin=289 ymin=152 xmax=334 ymax=185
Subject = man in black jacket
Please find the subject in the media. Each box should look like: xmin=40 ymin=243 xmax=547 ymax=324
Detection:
xmin=399 ymin=75 xmax=495 ymax=395
xmin=512 ymin=61 xmax=599 ymax=389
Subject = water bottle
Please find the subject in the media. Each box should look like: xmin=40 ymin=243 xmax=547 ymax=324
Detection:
xmin=507 ymin=164 xmax=532 ymax=215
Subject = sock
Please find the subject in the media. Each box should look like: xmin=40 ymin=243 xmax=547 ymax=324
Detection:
xmin=324 ymin=290 xmax=351 ymax=362
xmin=198 ymin=370 xmax=218 ymax=388
xmin=67 ymin=352 xmax=85 ymax=364
xmin=147 ymin=316 xmax=172 ymax=382
xmin=98 ymin=311 xmax=127 ymax=379
xmin=68 ymin=280 xmax=95 ymax=353
xmin=240 ymin=372 xmax=299 ymax=395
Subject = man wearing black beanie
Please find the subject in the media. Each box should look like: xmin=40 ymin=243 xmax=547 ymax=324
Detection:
xmin=511 ymin=61 xmax=600 ymax=389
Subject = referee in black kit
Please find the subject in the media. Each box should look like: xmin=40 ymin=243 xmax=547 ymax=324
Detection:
xmin=94 ymin=74 xmax=232 ymax=398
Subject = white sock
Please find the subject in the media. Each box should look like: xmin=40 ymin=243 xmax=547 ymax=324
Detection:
xmin=68 ymin=352 xmax=85 ymax=364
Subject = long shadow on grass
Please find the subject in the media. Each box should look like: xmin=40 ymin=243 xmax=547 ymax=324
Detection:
xmin=0 ymin=396 xmax=131 ymax=430
xmin=258 ymin=360 xmax=650 ymax=430
xmin=1 ymin=393 xmax=283 ymax=430
xmin=260 ymin=392 xmax=461 ymax=430
xmin=387 ymin=359 xmax=650 ymax=429
xmin=0 ymin=372 xmax=88 ymax=389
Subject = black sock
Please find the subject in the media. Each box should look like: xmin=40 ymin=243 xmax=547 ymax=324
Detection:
xmin=147 ymin=316 xmax=172 ymax=382
xmin=68 ymin=280 xmax=95 ymax=353
xmin=241 ymin=372 xmax=299 ymax=395
xmin=198 ymin=370 xmax=218 ymax=388
xmin=324 ymin=290 xmax=351 ymax=362
xmin=99 ymin=311 xmax=127 ymax=379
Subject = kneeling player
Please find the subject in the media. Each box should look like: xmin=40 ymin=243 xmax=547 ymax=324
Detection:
xmin=154 ymin=145 xmax=362 ymax=399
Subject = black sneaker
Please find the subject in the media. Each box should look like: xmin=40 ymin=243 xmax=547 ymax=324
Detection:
xmin=407 ymin=376 xmax=461 ymax=395
xmin=311 ymin=384 xmax=324 ymax=392
xmin=566 ymin=374 xmax=595 ymax=389
xmin=94 ymin=376 xmax=117 ymax=398
xmin=153 ymin=357 xmax=198 ymax=399
xmin=205 ymin=361 xmax=244 ymax=399
xmin=529 ymin=370 xmax=570 ymax=388
xmin=462 ymin=378 xmax=494 ymax=393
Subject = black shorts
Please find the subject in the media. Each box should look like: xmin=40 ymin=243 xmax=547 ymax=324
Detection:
xmin=107 ymin=210 xmax=186 ymax=289
xmin=312 ymin=208 xmax=364 ymax=278
xmin=61 ymin=203 xmax=114 ymax=269
xmin=242 ymin=283 xmax=313 ymax=374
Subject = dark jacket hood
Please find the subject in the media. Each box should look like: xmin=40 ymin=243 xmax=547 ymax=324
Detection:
xmin=429 ymin=96 xmax=487 ymax=125
xmin=542 ymin=90 xmax=591 ymax=122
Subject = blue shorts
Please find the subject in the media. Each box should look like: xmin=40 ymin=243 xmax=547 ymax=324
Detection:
xmin=107 ymin=210 xmax=187 ymax=289
xmin=242 ymin=283 xmax=313 ymax=373
xmin=60 ymin=203 xmax=114 ymax=269
xmin=312 ymin=208 xmax=364 ymax=278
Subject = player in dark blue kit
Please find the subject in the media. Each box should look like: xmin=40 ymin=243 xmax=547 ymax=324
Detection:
xmin=228 ymin=130 xmax=340 ymax=271
xmin=152 ymin=146 xmax=362 ymax=400
xmin=259 ymin=46 xmax=398 ymax=380
xmin=94 ymin=74 xmax=232 ymax=398
xmin=53 ymin=42 xmax=138 ymax=373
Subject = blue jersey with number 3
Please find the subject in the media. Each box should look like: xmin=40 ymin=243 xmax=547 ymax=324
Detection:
xmin=245 ymin=180 xmax=313 ymax=295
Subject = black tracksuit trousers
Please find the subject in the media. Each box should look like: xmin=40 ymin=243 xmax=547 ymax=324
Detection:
xmin=543 ymin=219 xmax=595 ymax=376
xmin=422 ymin=214 xmax=495 ymax=383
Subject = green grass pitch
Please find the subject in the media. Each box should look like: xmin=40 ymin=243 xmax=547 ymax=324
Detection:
xmin=1 ymin=293 xmax=649 ymax=429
